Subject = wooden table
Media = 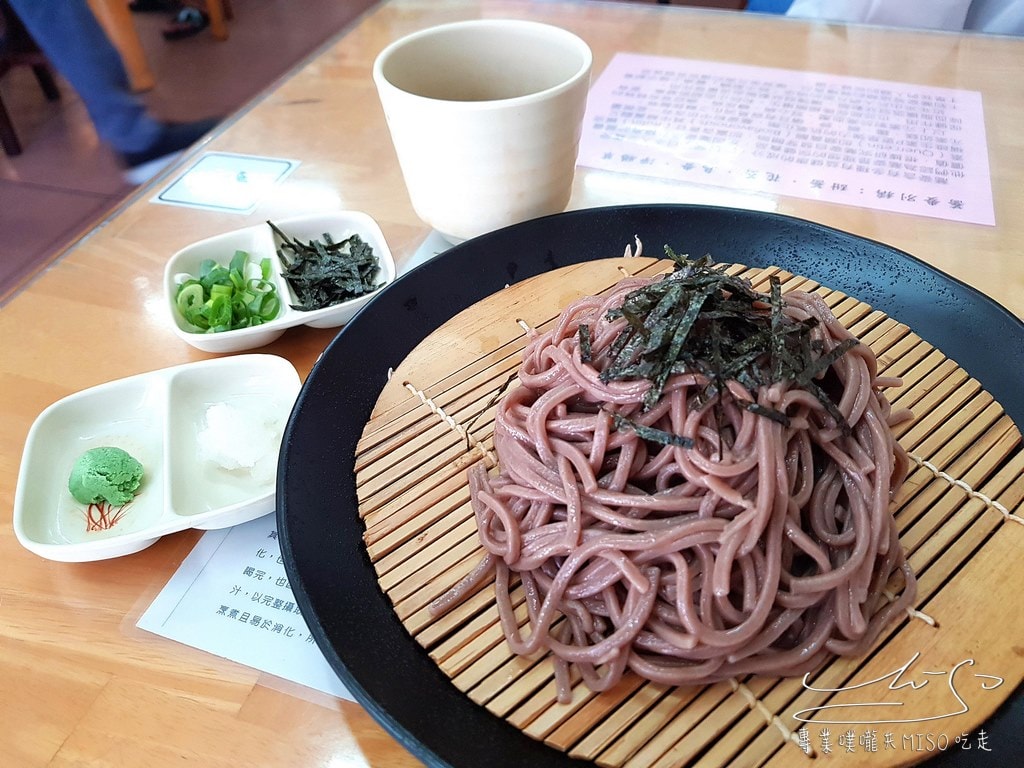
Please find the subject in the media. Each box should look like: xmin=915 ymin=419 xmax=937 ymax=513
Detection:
xmin=2 ymin=1 xmax=1021 ymax=766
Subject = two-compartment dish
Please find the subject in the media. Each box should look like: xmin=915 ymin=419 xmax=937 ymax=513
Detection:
xmin=164 ymin=211 xmax=396 ymax=353
xmin=14 ymin=354 xmax=301 ymax=561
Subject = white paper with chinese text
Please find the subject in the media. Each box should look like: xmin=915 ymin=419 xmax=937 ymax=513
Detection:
xmin=137 ymin=516 xmax=353 ymax=702
xmin=578 ymin=53 xmax=994 ymax=226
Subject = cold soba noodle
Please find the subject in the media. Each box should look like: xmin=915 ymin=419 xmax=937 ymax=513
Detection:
xmin=431 ymin=252 xmax=916 ymax=702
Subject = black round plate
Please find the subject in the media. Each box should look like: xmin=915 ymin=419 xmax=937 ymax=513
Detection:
xmin=278 ymin=204 xmax=1023 ymax=768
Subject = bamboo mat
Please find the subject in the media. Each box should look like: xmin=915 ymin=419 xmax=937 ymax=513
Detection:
xmin=355 ymin=257 xmax=1024 ymax=768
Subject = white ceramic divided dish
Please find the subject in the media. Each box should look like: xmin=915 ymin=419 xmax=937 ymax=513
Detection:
xmin=164 ymin=211 xmax=396 ymax=353
xmin=13 ymin=355 xmax=301 ymax=562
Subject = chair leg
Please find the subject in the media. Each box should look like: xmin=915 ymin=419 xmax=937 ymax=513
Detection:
xmin=31 ymin=64 xmax=61 ymax=102
xmin=206 ymin=0 xmax=229 ymax=41
xmin=0 ymin=94 xmax=24 ymax=156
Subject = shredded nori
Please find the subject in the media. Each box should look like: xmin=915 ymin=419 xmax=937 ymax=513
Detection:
xmin=578 ymin=323 xmax=592 ymax=363
xmin=611 ymin=411 xmax=695 ymax=448
xmin=269 ymin=220 xmax=383 ymax=311
xmin=599 ymin=247 xmax=858 ymax=437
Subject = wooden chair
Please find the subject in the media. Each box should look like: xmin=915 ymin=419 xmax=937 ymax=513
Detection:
xmin=206 ymin=0 xmax=234 ymax=41
xmin=0 ymin=0 xmax=60 ymax=156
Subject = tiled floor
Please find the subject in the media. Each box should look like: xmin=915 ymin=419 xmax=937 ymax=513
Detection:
xmin=0 ymin=0 xmax=377 ymax=303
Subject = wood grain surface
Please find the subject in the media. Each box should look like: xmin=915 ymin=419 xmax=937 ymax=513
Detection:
xmin=3 ymin=1 xmax=1023 ymax=766
xmin=358 ymin=257 xmax=1024 ymax=768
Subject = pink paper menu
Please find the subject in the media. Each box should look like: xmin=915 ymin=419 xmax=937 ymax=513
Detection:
xmin=577 ymin=53 xmax=995 ymax=226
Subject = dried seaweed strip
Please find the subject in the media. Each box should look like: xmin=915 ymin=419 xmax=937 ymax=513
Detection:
xmin=610 ymin=412 xmax=695 ymax=448
xmin=578 ymin=324 xmax=592 ymax=363
xmin=269 ymin=220 xmax=383 ymax=311
xmin=592 ymin=248 xmax=857 ymax=439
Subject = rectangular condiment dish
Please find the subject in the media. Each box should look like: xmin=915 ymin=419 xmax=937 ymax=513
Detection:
xmin=13 ymin=355 xmax=301 ymax=562
xmin=164 ymin=211 xmax=396 ymax=353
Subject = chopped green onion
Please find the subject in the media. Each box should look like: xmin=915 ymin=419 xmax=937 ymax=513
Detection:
xmin=174 ymin=249 xmax=282 ymax=333
xmin=176 ymin=283 xmax=204 ymax=317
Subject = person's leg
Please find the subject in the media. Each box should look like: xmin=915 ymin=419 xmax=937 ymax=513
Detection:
xmin=6 ymin=0 xmax=162 ymax=153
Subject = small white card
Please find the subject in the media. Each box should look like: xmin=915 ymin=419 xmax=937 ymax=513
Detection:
xmin=154 ymin=152 xmax=300 ymax=214
xmin=137 ymin=515 xmax=352 ymax=701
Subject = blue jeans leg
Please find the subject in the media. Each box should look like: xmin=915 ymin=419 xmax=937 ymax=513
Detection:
xmin=6 ymin=0 xmax=162 ymax=153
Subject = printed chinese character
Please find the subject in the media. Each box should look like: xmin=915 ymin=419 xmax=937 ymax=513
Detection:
xmin=797 ymin=727 xmax=810 ymax=754
xmin=859 ymin=729 xmax=878 ymax=753
xmin=838 ymin=729 xmax=857 ymax=753
xmin=819 ymin=728 xmax=833 ymax=755
xmin=976 ymin=730 xmax=992 ymax=752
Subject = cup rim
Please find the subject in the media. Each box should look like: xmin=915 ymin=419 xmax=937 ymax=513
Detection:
xmin=372 ymin=18 xmax=593 ymax=108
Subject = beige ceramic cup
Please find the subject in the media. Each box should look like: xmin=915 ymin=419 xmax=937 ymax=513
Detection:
xmin=373 ymin=19 xmax=593 ymax=244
